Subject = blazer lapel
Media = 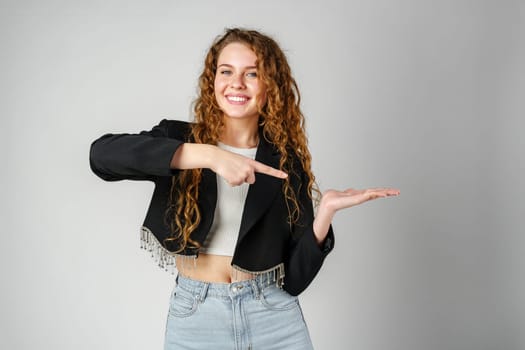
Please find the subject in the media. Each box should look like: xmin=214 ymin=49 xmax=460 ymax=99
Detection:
xmin=237 ymin=134 xmax=282 ymax=244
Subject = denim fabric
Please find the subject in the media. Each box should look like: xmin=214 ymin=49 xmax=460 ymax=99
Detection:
xmin=164 ymin=275 xmax=314 ymax=350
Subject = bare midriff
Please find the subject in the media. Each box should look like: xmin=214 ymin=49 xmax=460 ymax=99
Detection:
xmin=175 ymin=253 xmax=254 ymax=283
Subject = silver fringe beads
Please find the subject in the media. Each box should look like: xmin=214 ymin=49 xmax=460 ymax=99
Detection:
xmin=140 ymin=226 xmax=284 ymax=289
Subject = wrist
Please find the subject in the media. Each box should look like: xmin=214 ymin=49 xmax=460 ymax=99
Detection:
xmin=318 ymin=197 xmax=336 ymax=222
xmin=204 ymin=144 xmax=220 ymax=170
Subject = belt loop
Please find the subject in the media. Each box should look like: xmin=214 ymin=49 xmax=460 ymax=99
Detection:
xmin=250 ymin=278 xmax=261 ymax=300
xmin=197 ymin=282 xmax=209 ymax=303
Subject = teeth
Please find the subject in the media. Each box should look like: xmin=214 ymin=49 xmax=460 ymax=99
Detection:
xmin=227 ymin=96 xmax=248 ymax=102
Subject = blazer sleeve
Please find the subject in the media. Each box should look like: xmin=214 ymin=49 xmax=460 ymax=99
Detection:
xmin=283 ymin=167 xmax=335 ymax=296
xmin=89 ymin=119 xmax=189 ymax=181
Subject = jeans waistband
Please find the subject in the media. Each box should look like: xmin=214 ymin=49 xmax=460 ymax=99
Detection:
xmin=175 ymin=272 xmax=283 ymax=302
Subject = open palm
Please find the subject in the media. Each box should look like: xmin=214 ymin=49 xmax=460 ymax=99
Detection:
xmin=313 ymin=187 xmax=400 ymax=243
xmin=321 ymin=188 xmax=400 ymax=211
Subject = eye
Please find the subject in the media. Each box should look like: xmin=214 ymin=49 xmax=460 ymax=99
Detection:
xmin=220 ymin=70 xmax=232 ymax=75
xmin=246 ymin=71 xmax=257 ymax=78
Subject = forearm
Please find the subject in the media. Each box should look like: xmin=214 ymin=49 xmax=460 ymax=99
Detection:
xmin=313 ymin=200 xmax=335 ymax=245
xmin=170 ymin=143 xmax=217 ymax=170
xmin=90 ymin=133 xmax=183 ymax=181
xmin=286 ymin=211 xmax=335 ymax=296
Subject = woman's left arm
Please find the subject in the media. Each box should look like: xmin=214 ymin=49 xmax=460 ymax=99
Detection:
xmin=284 ymin=185 xmax=399 ymax=296
xmin=313 ymin=188 xmax=401 ymax=244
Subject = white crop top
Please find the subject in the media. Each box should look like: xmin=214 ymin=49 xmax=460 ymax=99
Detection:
xmin=199 ymin=142 xmax=258 ymax=256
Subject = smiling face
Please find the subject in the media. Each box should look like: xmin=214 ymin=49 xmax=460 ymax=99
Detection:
xmin=214 ymin=42 xmax=266 ymax=123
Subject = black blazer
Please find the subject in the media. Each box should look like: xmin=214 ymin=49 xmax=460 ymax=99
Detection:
xmin=89 ymin=119 xmax=334 ymax=295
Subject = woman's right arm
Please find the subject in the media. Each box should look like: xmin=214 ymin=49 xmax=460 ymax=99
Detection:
xmin=90 ymin=118 xmax=287 ymax=183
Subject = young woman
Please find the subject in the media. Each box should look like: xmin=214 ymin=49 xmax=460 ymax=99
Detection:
xmin=90 ymin=28 xmax=399 ymax=350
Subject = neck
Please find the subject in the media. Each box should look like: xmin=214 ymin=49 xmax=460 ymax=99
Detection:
xmin=220 ymin=117 xmax=259 ymax=148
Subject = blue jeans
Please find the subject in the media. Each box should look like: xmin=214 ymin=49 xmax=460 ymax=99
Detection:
xmin=164 ymin=275 xmax=314 ymax=350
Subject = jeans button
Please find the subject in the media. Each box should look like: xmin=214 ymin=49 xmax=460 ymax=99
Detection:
xmin=231 ymin=284 xmax=243 ymax=293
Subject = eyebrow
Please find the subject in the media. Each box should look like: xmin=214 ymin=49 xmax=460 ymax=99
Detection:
xmin=217 ymin=64 xmax=257 ymax=69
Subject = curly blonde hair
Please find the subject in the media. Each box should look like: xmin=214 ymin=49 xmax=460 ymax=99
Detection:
xmin=165 ymin=28 xmax=318 ymax=252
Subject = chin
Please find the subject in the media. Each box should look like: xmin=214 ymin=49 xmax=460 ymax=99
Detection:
xmin=221 ymin=110 xmax=258 ymax=120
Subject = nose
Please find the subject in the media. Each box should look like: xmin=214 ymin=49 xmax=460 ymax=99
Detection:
xmin=230 ymin=73 xmax=245 ymax=89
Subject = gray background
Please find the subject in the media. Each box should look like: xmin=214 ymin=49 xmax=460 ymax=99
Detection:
xmin=1 ymin=0 xmax=523 ymax=349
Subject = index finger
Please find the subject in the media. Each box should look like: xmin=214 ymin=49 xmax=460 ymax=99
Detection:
xmin=252 ymin=161 xmax=288 ymax=179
